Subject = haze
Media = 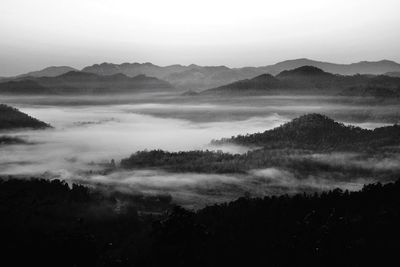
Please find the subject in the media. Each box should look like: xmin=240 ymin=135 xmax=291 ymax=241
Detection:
xmin=1 ymin=0 xmax=400 ymax=76
xmin=1 ymin=98 xmax=398 ymax=207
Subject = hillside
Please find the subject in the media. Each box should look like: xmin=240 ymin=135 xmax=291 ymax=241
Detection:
xmin=120 ymin=114 xmax=400 ymax=178
xmin=0 ymin=104 xmax=51 ymax=130
xmin=0 ymin=71 xmax=174 ymax=95
xmin=214 ymin=113 xmax=400 ymax=149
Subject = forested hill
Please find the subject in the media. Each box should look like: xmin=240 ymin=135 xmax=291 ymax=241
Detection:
xmin=0 ymin=104 xmax=51 ymax=130
xmin=119 ymin=114 xmax=400 ymax=175
xmin=213 ymin=113 xmax=400 ymax=150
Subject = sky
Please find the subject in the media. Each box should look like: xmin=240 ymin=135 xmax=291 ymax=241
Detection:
xmin=1 ymin=0 xmax=400 ymax=76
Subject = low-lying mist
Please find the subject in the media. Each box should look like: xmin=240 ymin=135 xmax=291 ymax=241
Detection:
xmin=1 ymin=105 xmax=287 ymax=175
xmin=1 ymin=98 xmax=399 ymax=207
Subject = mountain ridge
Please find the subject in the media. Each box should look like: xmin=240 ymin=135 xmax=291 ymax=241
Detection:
xmin=0 ymin=71 xmax=174 ymax=95
xmin=4 ymin=59 xmax=400 ymax=91
xmin=81 ymin=59 xmax=400 ymax=90
xmin=201 ymin=66 xmax=400 ymax=96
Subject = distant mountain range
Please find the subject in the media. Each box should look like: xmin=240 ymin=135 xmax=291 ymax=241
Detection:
xmin=201 ymin=66 xmax=400 ymax=97
xmin=4 ymin=58 xmax=400 ymax=91
xmin=2 ymin=65 xmax=399 ymax=97
xmin=81 ymin=59 xmax=400 ymax=90
xmin=0 ymin=71 xmax=174 ymax=95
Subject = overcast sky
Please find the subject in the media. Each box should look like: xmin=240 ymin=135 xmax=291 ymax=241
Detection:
xmin=1 ymin=0 xmax=399 ymax=76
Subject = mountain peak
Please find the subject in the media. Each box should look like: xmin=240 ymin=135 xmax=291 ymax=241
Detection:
xmin=285 ymin=113 xmax=336 ymax=128
xmin=277 ymin=66 xmax=329 ymax=77
xmin=251 ymin=73 xmax=276 ymax=81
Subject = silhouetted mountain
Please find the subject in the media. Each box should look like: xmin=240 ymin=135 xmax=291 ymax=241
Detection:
xmin=163 ymin=65 xmax=258 ymax=90
xmin=214 ymin=113 xmax=400 ymax=150
xmin=276 ymin=65 xmax=333 ymax=77
xmin=3 ymin=59 xmax=400 ymax=91
xmin=202 ymin=73 xmax=282 ymax=95
xmin=0 ymin=71 xmax=174 ymax=94
xmin=161 ymin=59 xmax=400 ymax=90
xmin=276 ymin=66 xmax=342 ymax=90
xmin=260 ymin=58 xmax=400 ymax=75
xmin=201 ymin=66 xmax=400 ymax=96
xmin=4 ymin=59 xmax=399 ymax=91
xmin=0 ymin=104 xmax=51 ymax=130
xmin=83 ymin=62 xmax=247 ymax=90
xmin=82 ymin=62 xmax=188 ymax=78
xmin=17 ymin=66 xmax=77 ymax=78
xmin=78 ymin=59 xmax=400 ymax=90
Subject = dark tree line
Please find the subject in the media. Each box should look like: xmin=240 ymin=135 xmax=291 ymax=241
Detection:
xmin=1 ymin=177 xmax=400 ymax=266
xmin=119 ymin=114 xmax=400 ymax=180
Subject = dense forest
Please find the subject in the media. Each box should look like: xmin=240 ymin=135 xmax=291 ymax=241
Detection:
xmin=120 ymin=149 xmax=242 ymax=173
xmin=1 ymin=177 xmax=399 ymax=266
xmin=120 ymin=114 xmax=400 ymax=181
xmin=0 ymin=104 xmax=51 ymax=130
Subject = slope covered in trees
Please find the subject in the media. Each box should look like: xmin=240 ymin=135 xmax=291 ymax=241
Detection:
xmin=120 ymin=114 xmax=400 ymax=181
xmin=213 ymin=113 xmax=400 ymax=150
xmin=0 ymin=104 xmax=50 ymax=130
xmin=1 ymin=177 xmax=400 ymax=266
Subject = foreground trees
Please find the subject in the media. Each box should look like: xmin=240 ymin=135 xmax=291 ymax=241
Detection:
xmin=1 ymin=177 xmax=400 ymax=266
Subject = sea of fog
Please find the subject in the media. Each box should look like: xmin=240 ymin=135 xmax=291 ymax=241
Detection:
xmin=0 ymin=98 xmax=398 ymax=208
